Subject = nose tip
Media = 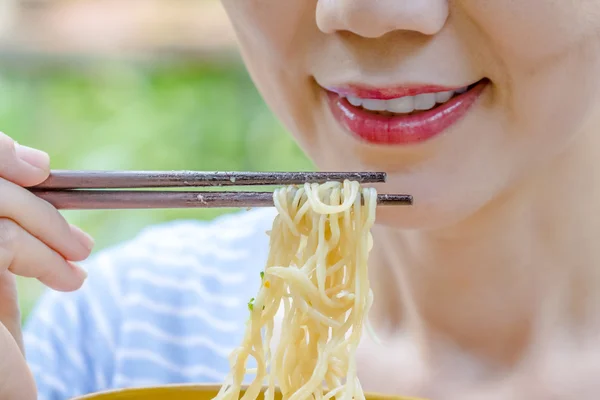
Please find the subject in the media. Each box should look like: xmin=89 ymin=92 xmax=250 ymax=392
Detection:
xmin=316 ymin=0 xmax=449 ymax=38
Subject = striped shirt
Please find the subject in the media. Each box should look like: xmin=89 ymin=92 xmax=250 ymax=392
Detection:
xmin=24 ymin=208 xmax=277 ymax=400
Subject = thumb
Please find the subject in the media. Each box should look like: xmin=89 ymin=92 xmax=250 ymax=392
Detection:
xmin=0 ymin=272 xmax=36 ymax=399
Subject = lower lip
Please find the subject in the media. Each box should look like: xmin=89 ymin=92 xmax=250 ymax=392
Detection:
xmin=326 ymin=80 xmax=488 ymax=145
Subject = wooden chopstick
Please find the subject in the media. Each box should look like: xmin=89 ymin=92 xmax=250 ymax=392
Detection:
xmin=33 ymin=170 xmax=388 ymax=189
xmin=32 ymin=190 xmax=413 ymax=210
xmin=28 ymin=170 xmax=413 ymax=210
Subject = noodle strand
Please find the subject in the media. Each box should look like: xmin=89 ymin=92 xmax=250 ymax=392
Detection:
xmin=214 ymin=180 xmax=377 ymax=400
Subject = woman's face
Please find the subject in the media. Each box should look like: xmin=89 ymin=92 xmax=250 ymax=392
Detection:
xmin=220 ymin=0 xmax=600 ymax=229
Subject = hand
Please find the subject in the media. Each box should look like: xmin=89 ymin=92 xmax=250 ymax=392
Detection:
xmin=0 ymin=132 xmax=94 ymax=399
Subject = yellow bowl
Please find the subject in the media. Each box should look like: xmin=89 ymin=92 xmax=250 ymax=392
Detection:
xmin=73 ymin=384 xmax=424 ymax=400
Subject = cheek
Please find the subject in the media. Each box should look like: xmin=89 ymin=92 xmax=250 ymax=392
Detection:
xmin=494 ymin=41 xmax=600 ymax=179
xmin=506 ymin=52 xmax=600 ymax=152
xmin=221 ymin=0 xmax=317 ymax=65
xmin=458 ymin=0 xmax=600 ymax=62
xmin=221 ymin=0 xmax=326 ymax=157
xmin=459 ymin=0 xmax=600 ymax=163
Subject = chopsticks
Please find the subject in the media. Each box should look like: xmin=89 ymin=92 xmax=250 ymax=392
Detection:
xmin=29 ymin=170 xmax=413 ymax=210
xmin=31 ymin=190 xmax=413 ymax=210
xmin=34 ymin=170 xmax=389 ymax=189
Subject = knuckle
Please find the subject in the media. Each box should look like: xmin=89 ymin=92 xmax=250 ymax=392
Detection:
xmin=0 ymin=220 xmax=16 ymax=270
xmin=0 ymin=219 xmax=18 ymax=248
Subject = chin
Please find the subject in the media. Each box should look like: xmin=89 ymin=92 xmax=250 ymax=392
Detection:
xmin=368 ymin=175 xmax=500 ymax=231
xmin=374 ymin=202 xmax=481 ymax=231
xmin=307 ymin=116 xmax=511 ymax=231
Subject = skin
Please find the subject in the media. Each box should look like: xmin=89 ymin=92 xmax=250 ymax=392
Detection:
xmin=0 ymin=132 xmax=92 ymax=399
xmin=5 ymin=0 xmax=600 ymax=398
xmin=219 ymin=0 xmax=600 ymax=398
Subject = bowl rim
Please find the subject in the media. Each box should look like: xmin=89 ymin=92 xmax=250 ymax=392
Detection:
xmin=73 ymin=383 xmax=423 ymax=400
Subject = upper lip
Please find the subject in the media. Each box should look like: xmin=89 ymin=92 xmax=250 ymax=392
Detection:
xmin=324 ymin=82 xmax=476 ymax=101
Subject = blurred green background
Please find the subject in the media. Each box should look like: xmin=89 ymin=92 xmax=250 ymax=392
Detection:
xmin=7 ymin=62 xmax=313 ymax=321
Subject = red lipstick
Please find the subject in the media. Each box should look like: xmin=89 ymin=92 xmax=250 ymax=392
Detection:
xmin=325 ymin=80 xmax=488 ymax=145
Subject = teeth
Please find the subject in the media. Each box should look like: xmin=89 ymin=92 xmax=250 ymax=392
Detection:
xmin=344 ymin=86 xmax=470 ymax=114
xmin=361 ymin=99 xmax=387 ymax=111
xmin=347 ymin=96 xmax=362 ymax=107
xmin=387 ymin=96 xmax=414 ymax=113
xmin=414 ymin=93 xmax=436 ymax=110
xmin=435 ymin=90 xmax=454 ymax=103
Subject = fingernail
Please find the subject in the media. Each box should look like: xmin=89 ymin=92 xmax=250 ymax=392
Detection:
xmin=70 ymin=225 xmax=95 ymax=252
xmin=78 ymin=265 xmax=89 ymax=280
xmin=70 ymin=262 xmax=88 ymax=280
xmin=15 ymin=143 xmax=50 ymax=170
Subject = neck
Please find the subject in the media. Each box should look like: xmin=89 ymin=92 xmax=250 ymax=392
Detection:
xmin=369 ymin=128 xmax=600 ymax=371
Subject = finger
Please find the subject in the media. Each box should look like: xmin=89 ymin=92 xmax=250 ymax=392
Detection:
xmin=0 ymin=132 xmax=49 ymax=187
xmin=0 ymin=272 xmax=23 ymax=353
xmin=0 ymin=271 xmax=36 ymax=400
xmin=0 ymin=179 xmax=94 ymax=262
xmin=0 ymin=323 xmax=37 ymax=400
xmin=0 ymin=218 xmax=87 ymax=291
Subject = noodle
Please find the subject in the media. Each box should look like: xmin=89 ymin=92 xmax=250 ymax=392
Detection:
xmin=213 ymin=180 xmax=377 ymax=400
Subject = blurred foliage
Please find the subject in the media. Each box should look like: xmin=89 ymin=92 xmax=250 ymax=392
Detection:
xmin=4 ymin=62 xmax=313 ymax=320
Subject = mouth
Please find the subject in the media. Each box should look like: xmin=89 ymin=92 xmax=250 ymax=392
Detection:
xmin=324 ymin=79 xmax=489 ymax=145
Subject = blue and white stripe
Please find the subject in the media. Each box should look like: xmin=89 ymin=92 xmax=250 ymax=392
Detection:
xmin=24 ymin=208 xmax=276 ymax=400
